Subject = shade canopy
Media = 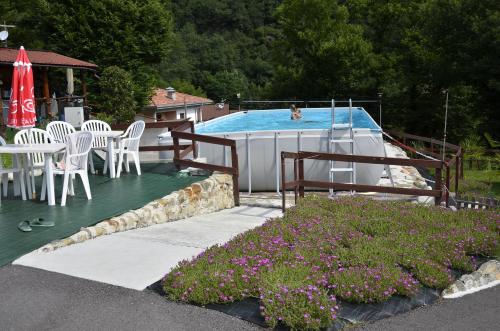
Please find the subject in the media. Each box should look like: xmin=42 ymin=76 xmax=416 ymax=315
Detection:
xmin=8 ymin=46 xmax=36 ymax=129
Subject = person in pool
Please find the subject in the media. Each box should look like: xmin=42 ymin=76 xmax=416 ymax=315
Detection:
xmin=290 ymin=104 xmax=302 ymax=120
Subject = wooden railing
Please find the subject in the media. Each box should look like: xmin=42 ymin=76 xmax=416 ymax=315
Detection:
xmin=171 ymin=130 xmax=240 ymax=206
xmin=386 ymin=131 xmax=464 ymax=207
xmin=281 ymin=150 xmax=444 ymax=212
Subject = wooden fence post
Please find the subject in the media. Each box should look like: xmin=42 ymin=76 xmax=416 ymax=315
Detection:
xmin=293 ymin=158 xmax=298 ymax=204
xmin=445 ymin=164 xmax=450 ymax=207
xmin=435 ymin=165 xmax=443 ymax=206
xmin=190 ymin=121 xmax=197 ymax=159
xmin=460 ymin=149 xmax=465 ymax=179
xmin=455 ymin=156 xmax=460 ymax=196
xmin=298 ymin=156 xmax=305 ymax=198
xmin=173 ymin=136 xmax=180 ymax=170
xmin=231 ymin=144 xmax=240 ymax=206
xmin=281 ymin=152 xmax=286 ymax=212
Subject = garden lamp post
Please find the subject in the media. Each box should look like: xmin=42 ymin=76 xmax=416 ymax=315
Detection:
xmin=237 ymin=92 xmax=241 ymax=112
xmin=442 ymin=89 xmax=449 ymax=162
xmin=377 ymin=92 xmax=383 ymax=128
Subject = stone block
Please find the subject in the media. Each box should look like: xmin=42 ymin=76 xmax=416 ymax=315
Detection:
xmin=478 ymin=260 xmax=500 ymax=275
xmin=68 ymin=230 xmax=90 ymax=244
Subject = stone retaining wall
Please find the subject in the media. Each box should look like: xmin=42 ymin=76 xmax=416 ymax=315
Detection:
xmin=39 ymin=173 xmax=235 ymax=252
xmin=377 ymin=143 xmax=434 ymax=204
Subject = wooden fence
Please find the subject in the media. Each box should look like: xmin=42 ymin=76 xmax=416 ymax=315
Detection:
xmin=113 ymin=119 xmax=240 ymax=205
xmin=171 ymin=130 xmax=240 ymax=206
xmin=387 ymin=131 xmax=463 ymax=207
xmin=281 ymin=150 xmax=444 ymax=212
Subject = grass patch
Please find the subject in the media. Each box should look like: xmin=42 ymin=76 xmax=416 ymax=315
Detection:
xmin=459 ymin=169 xmax=500 ymax=199
xmin=163 ymin=196 xmax=498 ymax=330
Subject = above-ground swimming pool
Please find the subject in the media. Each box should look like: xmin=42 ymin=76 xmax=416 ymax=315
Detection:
xmin=161 ymin=107 xmax=386 ymax=192
xmin=196 ymin=107 xmax=380 ymax=134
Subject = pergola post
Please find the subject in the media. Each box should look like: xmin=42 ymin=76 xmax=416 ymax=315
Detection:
xmin=80 ymin=70 xmax=88 ymax=106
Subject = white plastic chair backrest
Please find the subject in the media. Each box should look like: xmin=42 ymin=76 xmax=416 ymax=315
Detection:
xmin=47 ymin=121 xmax=76 ymax=144
xmin=14 ymin=128 xmax=52 ymax=167
xmin=64 ymin=131 xmax=93 ymax=171
xmin=81 ymin=120 xmax=111 ymax=148
xmin=122 ymin=121 xmax=145 ymax=151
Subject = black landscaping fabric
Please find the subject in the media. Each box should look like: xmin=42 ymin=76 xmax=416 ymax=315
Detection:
xmin=151 ymin=277 xmax=442 ymax=331
xmin=336 ymin=287 xmax=440 ymax=324
xmin=203 ymin=288 xmax=440 ymax=330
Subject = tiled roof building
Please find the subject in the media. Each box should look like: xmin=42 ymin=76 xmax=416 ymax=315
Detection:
xmin=140 ymin=87 xmax=227 ymax=123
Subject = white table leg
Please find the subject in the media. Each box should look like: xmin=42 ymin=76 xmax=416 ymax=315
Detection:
xmin=45 ymin=152 xmax=56 ymax=206
xmin=23 ymin=155 xmax=33 ymax=199
xmin=14 ymin=155 xmax=26 ymax=200
xmin=108 ymin=137 xmax=116 ymax=178
xmin=13 ymin=154 xmax=20 ymax=196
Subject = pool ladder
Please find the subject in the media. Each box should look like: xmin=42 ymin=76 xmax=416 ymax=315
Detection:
xmin=329 ymin=98 xmax=356 ymax=197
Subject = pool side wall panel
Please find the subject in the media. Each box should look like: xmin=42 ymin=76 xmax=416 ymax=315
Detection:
xmin=196 ymin=129 xmax=384 ymax=191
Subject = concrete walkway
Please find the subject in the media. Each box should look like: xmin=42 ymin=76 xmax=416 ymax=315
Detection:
xmin=14 ymin=206 xmax=282 ymax=290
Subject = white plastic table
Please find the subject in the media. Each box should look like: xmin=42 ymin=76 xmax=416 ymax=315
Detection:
xmin=0 ymin=143 xmax=65 ymax=206
xmin=91 ymin=131 xmax=123 ymax=178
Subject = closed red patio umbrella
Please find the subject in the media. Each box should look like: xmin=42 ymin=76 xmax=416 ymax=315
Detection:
xmin=8 ymin=46 xmax=36 ymax=129
xmin=8 ymin=46 xmax=37 ymax=198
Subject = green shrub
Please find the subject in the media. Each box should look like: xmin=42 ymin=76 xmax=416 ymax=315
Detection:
xmin=94 ymin=66 xmax=137 ymax=124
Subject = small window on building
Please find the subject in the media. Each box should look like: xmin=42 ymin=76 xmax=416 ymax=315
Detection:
xmin=156 ymin=113 xmax=162 ymax=121
xmin=179 ymin=113 xmax=185 ymax=119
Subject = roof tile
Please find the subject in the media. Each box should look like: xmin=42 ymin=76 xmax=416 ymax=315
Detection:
xmin=0 ymin=48 xmax=97 ymax=69
xmin=150 ymin=88 xmax=213 ymax=108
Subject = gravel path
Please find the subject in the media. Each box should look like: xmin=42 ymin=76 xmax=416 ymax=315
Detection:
xmin=0 ymin=265 xmax=261 ymax=331
xmin=355 ymin=284 xmax=500 ymax=331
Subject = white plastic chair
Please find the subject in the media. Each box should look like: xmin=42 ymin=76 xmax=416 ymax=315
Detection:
xmin=81 ymin=120 xmax=111 ymax=174
xmin=14 ymin=128 xmax=52 ymax=168
xmin=116 ymin=120 xmax=145 ymax=177
xmin=0 ymin=136 xmax=26 ymax=203
xmin=41 ymin=131 xmax=93 ymax=206
xmin=14 ymin=128 xmax=52 ymax=197
xmin=46 ymin=121 xmax=76 ymax=143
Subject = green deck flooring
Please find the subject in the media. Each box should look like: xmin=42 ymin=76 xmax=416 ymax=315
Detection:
xmin=0 ymin=161 xmax=207 ymax=266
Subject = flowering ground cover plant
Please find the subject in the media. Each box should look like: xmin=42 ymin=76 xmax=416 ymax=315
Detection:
xmin=164 ymin=196 xmax=499 ymax=330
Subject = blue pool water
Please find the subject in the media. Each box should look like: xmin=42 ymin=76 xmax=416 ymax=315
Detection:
xmin=196 ymin=107 xmax=380 ymax=134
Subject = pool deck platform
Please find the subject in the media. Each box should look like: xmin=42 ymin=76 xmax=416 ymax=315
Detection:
xmin=0 ymin=161 xmax=205 ymax=267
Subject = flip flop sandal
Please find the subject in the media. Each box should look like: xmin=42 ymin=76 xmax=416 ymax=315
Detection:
xmin=17 ymin=220 xmax=32 ymax=232
xmin=29 ymin=218 xmax=55 ymax=227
